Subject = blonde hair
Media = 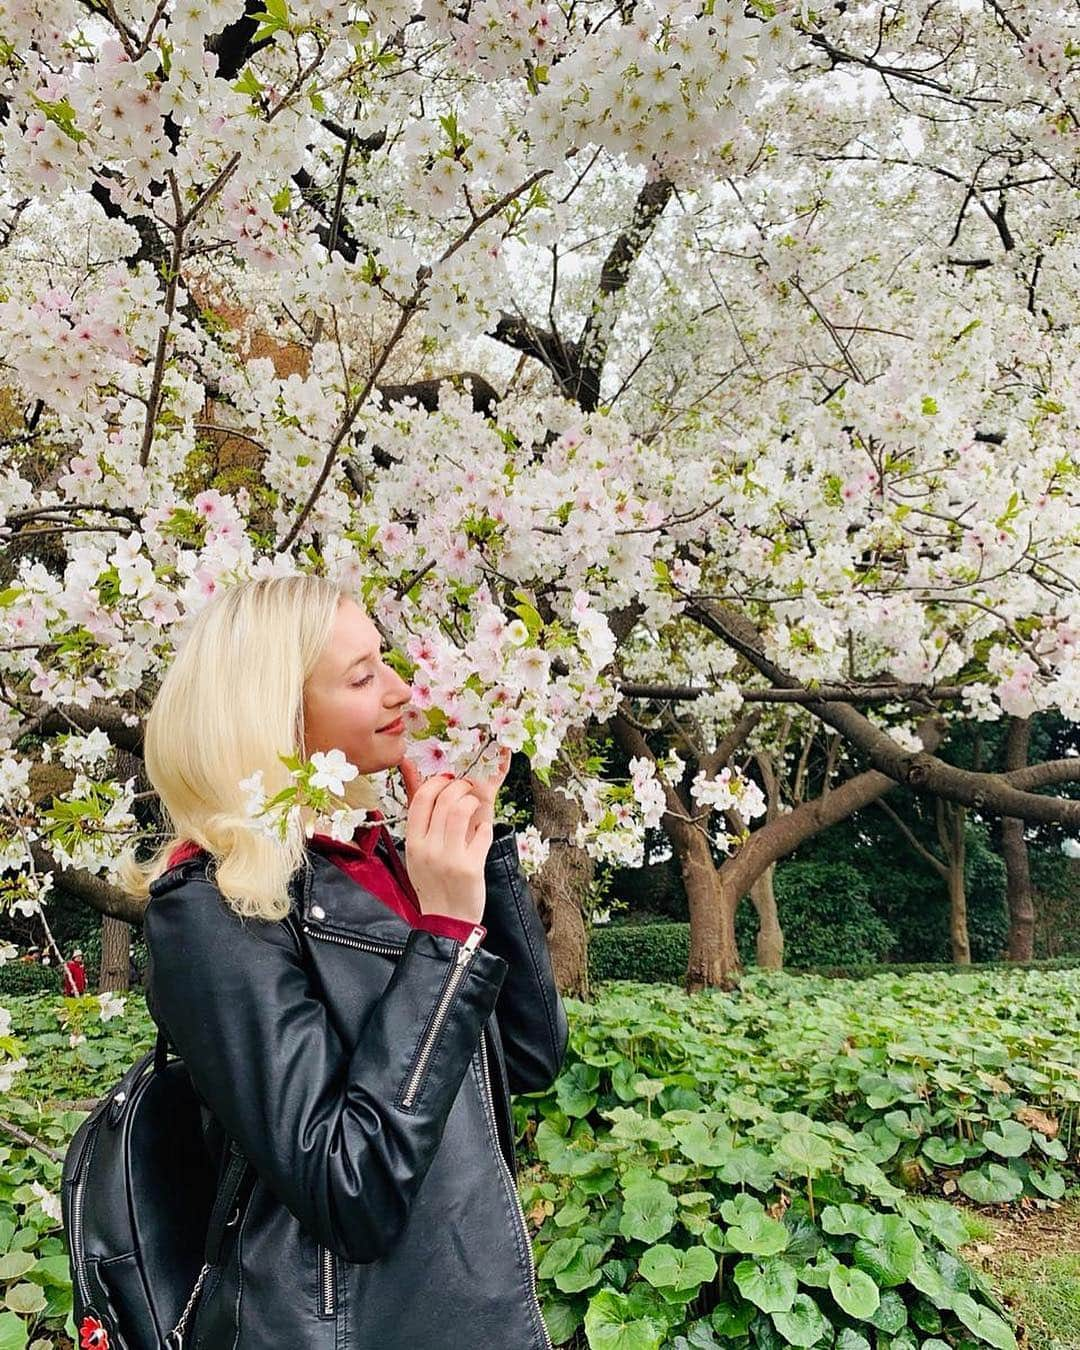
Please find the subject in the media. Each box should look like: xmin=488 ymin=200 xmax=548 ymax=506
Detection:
xmin=118 ymin=575 xmax=383 ymax=923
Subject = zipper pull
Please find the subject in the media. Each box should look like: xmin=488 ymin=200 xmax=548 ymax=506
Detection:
xmin=456 ymin=925 xmax=484 ymax=965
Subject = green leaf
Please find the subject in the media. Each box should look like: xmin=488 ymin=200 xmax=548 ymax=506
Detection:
xmin=4 ymin=1283 xmax=45 ymax=1315
xmin=619 ymin=1179 xmax=677 ymax=1244
xmin=582 ymin=1289 xmax=666 ymax=1350
xmin=1028 ymin=1165 xmax=1066 ymax=1199
xmin=951 ymin=1293 xmax=1018 ymax=1350
xmin=770 ymin=1292 xmax=831 ymax=1346
xmin=0 ymin=1311 xmax=28 ymax=1350
xmin=957 ymin=1164 xmax=1023 ymax=1204
xmin=922 ymin=1136 xmax=968 ymax=1166
xmin=0 ymin=1252 xmax=34 ymax=1281
xmin=828 ymin=1263 xmax=881 ymax=1320
xmin=851 ymin=1216 xmax=919 ymax=1286
xmin=733 ymin=1256 xmax=797 ymax=1313
xmin=982 ymin=1120 xmax=1031 ymax=1158
xmin=638 ymin=1244 xmax=716 ymax=1292
xmin=776 ymin=1128 xmax=834 ymax=1175
xmin=727 ymin=1208 xmax=790 ymax=1256
xmin=869 ymin=1288 xmax=908 ymax=1334
xmin=835 ymin=1332 xmax=871 ymax=1350
xmin=554 ymin=1242 xmax=608 ymax=1293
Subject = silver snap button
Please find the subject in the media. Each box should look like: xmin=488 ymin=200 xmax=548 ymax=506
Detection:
xmin=310 ymin=905 xmax=325 ymax=921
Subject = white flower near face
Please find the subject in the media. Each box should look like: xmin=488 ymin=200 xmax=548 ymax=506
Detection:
xmin=238 ymin=769 xmax=267 ymax=818
xmin=308 ymin=748 xmax=359 ymax=796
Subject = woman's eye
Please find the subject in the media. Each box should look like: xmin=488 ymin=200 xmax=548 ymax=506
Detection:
xmin=351 ymin=675 xmax=374 ymax=688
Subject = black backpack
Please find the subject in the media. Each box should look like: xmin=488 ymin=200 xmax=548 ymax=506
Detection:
xmin=61 ymin=1025 xmax=255 ymax=1349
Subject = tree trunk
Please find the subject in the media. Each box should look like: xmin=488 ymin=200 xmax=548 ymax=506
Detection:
xmin=1002 ymin=816 xmax=1035 ymax=961
xmin=99 ymin=915 xmax=131 ymax=993
xmin=529 ymin=726 xmax=592 ymax=1001
xmin=679 ymin=826 xmax=741 ymax=992
xmin=1002 ymin=716 xmax=1035 ymax=961
xmin=751 ymin=864 xmax=783 ymax=970
xmin=947 ymin=804 xmax=970 ymax=965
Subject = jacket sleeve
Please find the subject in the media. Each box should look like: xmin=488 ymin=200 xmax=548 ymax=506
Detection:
xmin=478 ymin=823 xmax=569 ymax=1095
xmin=143 ymin=874 xmax=507 ymax=1265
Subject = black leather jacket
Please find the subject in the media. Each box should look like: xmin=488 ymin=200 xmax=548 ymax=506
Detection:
xmin=144 ymin=822 xmax=569 ymax=1349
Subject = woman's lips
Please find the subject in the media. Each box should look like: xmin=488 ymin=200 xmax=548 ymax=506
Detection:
xmin=378 ymin=718 xmax=405 ymax=734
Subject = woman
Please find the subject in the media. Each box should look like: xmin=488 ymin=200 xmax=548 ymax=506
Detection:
xmin=121 ymin=575 xmax=568 ymax=1350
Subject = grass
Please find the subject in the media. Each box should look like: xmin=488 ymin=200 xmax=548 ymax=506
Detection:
xmin=960 ymin=1194 xmax=1080 ymax=1349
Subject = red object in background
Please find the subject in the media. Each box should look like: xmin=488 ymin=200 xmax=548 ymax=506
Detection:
xmin=62 ymin=956 xmax=87 ymax=995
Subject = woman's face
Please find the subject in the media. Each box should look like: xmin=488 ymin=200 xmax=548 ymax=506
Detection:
xmin=302 ymin=598 xmax=414 ymax=774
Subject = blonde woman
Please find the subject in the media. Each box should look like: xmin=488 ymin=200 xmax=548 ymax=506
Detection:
xmin=120 ymin=575 xmax=567 ymax=1349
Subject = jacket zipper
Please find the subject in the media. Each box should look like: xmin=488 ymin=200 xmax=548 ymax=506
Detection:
xmin=319 ymin=1242 xmax=336 ymax=1318
xmin=478 ymin=1028 xmax=554 ymax=1350
xmin=400 ymin=926 xmax=485 ymax=1109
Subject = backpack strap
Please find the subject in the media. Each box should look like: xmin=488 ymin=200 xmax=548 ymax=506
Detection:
xmin=153 ymin=1025 xmax=255 ymax=1264
xmin=204 ymin=1140 xmax=252 ymax=1265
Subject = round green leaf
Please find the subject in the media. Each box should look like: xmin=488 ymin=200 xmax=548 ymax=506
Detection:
xmin=771 ymin=1292 xmax=831 ymax=1346
xmin=4 ymin=1283 xmax=45 ymax=1315
xmin=0 ymin=1254 xmax=34 ymax=1283
xmin=1028 ymin=1166 xmax=1066 ymax=1200
xmin=922 ymin=1136 xmax=967 ymax=1166
xmin=555 ymin=1243 xmax=608 ymax=1294
xmin=951 ymin=1293 xmax=1018 ymax=1350
xmin=0 ymin=1311 xmax=28 ymax=1350
xmin=733 ymin=1256 xmax=797 ymax=1313
xmin=828 ymin=1264 xmax=881 ymax=1320
xmin=957 ymin=1164 xmax=1023 ymax=1204
xmin=619 ymin=1179 xmax=677 ymax=1244
xmin=852 ymin=1217 xmax=919 ymax=1287
xmin=982 ymin=1121 xmax=1031 ymax=1159
xmin=777 ymin=1129 xmax=834 ymax=1176
xmin=726 ymin=1210 xmax=789 ymax=1256
xmin=869 ymin=1288 xmax=908 ymax=1334
xmin=583 ymin=1289 xmax=666 ymax=1350
xmin=638 ymin=1243 xmax=716 ymax=1292
xmin=835 ymin=1331 xmax=871 ymax=1350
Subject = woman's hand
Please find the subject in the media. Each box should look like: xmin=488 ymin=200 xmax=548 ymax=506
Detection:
xmin=397 ymin=762 xmax=490 ymax=925
xmin=459 ymin=745 xmax=512 ymax=833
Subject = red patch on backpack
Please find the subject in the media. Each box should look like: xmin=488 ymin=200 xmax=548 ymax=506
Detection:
xmin=79 ymin=1313 xmax=110 ymax=1348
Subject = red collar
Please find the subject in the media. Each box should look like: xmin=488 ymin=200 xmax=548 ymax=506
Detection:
xmin=166 ymin=809 xmax=387 ymax=870
xmin=310 ymin=808 xmax=386 ymax=859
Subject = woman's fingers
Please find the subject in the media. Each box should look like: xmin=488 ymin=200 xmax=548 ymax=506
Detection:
xmin=405 ymin=772 xmax=459 ymax=843
xmin=420 ymin=778 xmax=479 ymax=854
xmin=398 ymin=757 xmax=422 ymax=805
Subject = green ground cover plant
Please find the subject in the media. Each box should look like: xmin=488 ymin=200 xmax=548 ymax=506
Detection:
xmin=0 ymin=965 xmax=1077 ymax=1348
xmin=520 ymin=967 xmax=1079 ymax=1348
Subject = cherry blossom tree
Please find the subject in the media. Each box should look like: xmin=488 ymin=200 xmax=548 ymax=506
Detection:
xmin=0 ymin=0 xmax=1078 ymax=1050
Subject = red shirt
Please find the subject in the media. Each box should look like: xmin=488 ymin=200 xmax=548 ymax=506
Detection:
xmin=62 ymin=958 xmax=87 ymax=995
xmin=165 ymin=810 xmax=484 ymax=944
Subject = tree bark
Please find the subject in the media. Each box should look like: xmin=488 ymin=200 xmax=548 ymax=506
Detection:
xmin=99 ymin=915 xmax=131 ymax=993
xmin=528 ymin=725 xmax=592 ymax=1000
xmin=944 ymin=802 xmax=971 ymax=965
xmin=751 ymin=865 xmax=783 ymax=970
xmin=678 ymin=820 xmax=741 ymax=992
xmin=1002 ymin=717 xmax=1035 ymax=961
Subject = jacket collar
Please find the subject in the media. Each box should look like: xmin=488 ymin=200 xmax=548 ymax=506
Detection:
xmin=291 ymin=846 xmax=411 ymax=949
